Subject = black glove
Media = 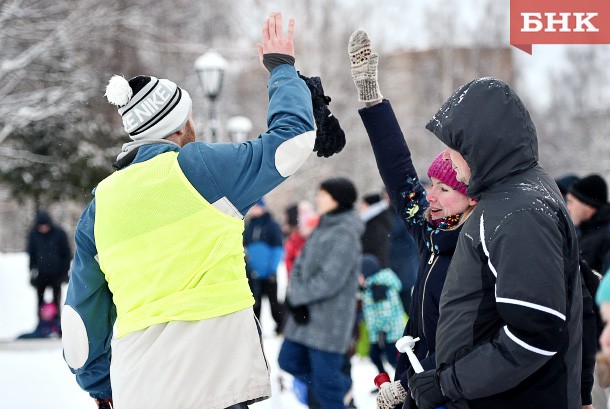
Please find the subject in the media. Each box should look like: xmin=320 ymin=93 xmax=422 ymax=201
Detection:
xmin=408 ymin=368 xmax=449 ymax=409
xmin=286 ymin=297 xmax=310 ymax=325
xmin=298 ymin=72 xmax=346 ymax=158
xmin=95 ymin=398 xmax=113 ymax=408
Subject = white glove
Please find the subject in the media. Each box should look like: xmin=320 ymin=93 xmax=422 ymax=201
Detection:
xmin=376 ymin=380 xmax=408 ymax=409
xmin=348 ymin=29 xmax=383 ymax=102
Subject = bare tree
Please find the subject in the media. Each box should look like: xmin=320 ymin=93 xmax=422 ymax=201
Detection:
xmin=536 ymin=45 xmax=610 ymax=178
xmin=0 ymin=0 xmax=123 ymax=149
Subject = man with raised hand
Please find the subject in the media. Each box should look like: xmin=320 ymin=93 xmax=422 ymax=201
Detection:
xmin=62 ymin=12 xmax=315 ymax=409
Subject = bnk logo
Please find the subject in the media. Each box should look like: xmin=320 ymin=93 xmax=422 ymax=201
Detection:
xmin=510 ymin=0 xmax=610 ymax=54
xmin=521 ymin=12 xmax=599 ymax=32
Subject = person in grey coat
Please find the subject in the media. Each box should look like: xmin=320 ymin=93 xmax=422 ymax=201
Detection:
xmin=279 ymin=177 xmax=364 ymax=409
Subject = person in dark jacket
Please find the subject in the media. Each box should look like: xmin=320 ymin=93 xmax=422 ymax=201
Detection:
xmin=567 ymin=174 xmax=610 ymax=276
xmin=555 ymin=174 xmax=602 ymax=408
xmin=404 ymin=76 xmax=583 ymax=409
xmin=348 ymin=30 xmax=477 ymax=409
xmin=27 ymin=210 xmax=72 ymax=315
xmin=567 ymin=174 xmax=610 ymax=409
xmin=360 ymin=193 xmax=393 ymax=267
xmin=244 ymin=197 xmax=285 ymax=333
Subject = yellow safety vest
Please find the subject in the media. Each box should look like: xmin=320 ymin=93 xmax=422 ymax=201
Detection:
xmin=94 ymin=151 xmax=253 ymax=338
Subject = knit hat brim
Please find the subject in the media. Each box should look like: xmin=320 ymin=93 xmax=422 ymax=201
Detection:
xmin=427 ymin=152 xmax=468 ymax=196
xmin=320 ymin=177 xmax=358 ymax=209
xmin=569 ymin=174 xmax=608 ymax=209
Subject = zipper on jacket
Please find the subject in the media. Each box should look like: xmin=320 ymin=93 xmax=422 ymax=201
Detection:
xmin=421 ymin=231 xmax=439 ymax=342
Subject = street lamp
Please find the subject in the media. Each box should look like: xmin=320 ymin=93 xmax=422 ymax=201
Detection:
xmin=194 ymin=50 xmax=227 ymax=143
xmin=226 ymin=116 xmax=253 ymax=142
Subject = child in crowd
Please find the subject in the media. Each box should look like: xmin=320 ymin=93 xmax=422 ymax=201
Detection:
xmin=361 ymin=254 xmax=405 ymax=375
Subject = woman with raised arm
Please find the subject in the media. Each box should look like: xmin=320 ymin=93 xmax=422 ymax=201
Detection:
xmin=348 ymin=29 xmax=476 ymax=409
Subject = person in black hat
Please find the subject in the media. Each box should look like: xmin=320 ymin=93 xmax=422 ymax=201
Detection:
xmin=279 ymin=176 xmax=363 ymax=409
xmin=567 ymin=174 xmax=610 ymax=275
xmin=27 ymin=210 xmax=72 ymax=316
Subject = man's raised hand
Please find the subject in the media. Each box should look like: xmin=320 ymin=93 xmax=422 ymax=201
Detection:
xmin=257 ymin=12 xmax=295 ymax=69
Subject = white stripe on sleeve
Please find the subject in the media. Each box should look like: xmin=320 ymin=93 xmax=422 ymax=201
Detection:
xmin=504 ymin=325 xmax=557 ymax=356
xmin=479 ymin=215 xmax=498 ymax=278
xmin=496 ymin=297 xmax=566 ymax=320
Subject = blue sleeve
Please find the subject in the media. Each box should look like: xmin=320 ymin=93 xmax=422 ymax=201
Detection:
xmin=267 ymin=220 xmax=284 ymax=272
xmin=63 ymin=200 xmax=116 ymax=399
xmin=358 ymin=100 xmax=429 ymax=238
xmin=268 ymin=246 xmax=284 ymax=274
xmin=178 ymin=64 xmax=315 ymax=216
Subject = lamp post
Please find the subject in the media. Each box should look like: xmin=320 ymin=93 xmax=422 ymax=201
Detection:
xmin=194 ymin=50 xmax=227 ymax=143
xmin=226 ymin=116 xmax=253 ymax=142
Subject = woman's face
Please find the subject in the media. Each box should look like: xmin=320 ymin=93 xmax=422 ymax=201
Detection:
xmin=315 ymin=189 xmax=338 ymax=215
xmin=600 ymin=303 xmax=610 ymax=359
xmin=426 ymin=177 xmax=473 ymax=220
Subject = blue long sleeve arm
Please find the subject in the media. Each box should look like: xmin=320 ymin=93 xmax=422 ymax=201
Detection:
xmin=63 ymin=200 xmax=116 ymax=399
xmin=178 ymin=64 xmax=315 ymax=216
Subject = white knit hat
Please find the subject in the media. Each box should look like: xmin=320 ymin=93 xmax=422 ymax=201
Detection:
xmin=105 ymin=75 xmax=192 ymax=140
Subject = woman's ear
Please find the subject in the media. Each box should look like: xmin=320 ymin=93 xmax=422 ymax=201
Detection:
xmin=469 ymin=198 xmax=478 ymax=207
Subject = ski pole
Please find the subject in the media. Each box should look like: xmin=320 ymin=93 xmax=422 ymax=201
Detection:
xmin=395 ymin=335 xmax=424 ymax=373
xmin=395 ymin=336 xmax=446 ymax=409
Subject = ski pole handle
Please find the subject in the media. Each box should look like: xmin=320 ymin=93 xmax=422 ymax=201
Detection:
xmin=395 ymin=336 xmax=424 ymax=373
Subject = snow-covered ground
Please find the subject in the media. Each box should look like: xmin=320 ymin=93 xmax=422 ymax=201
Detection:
xmin=0 ymin=253 xmax=380 ymax=409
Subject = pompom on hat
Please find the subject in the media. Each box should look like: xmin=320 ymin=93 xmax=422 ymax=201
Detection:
xmin=569 ymin=174 xmax=608 ymax=209
xmin=427 ymin=152 xmax=468 ymax=196
xmin=105 ymin=75 xmax=192 ymax=141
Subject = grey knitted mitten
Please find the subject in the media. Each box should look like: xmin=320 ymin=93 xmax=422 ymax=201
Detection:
xmin=348 ymin=29 xmax=383 ymax=102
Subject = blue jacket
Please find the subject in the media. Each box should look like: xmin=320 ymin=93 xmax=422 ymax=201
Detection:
xmin=362 ymin=268 xmax=405 ymax=343
xmin=243 ymin=212 xmax=284 ymax=279
xmin=359 ymin=100 xmax=462 ymax=391
xmin=63 ymin=64 xmax=315 ymax=399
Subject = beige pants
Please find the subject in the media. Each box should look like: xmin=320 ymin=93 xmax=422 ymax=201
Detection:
xmin=110 ymin=308 xmax=271 ymax=409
